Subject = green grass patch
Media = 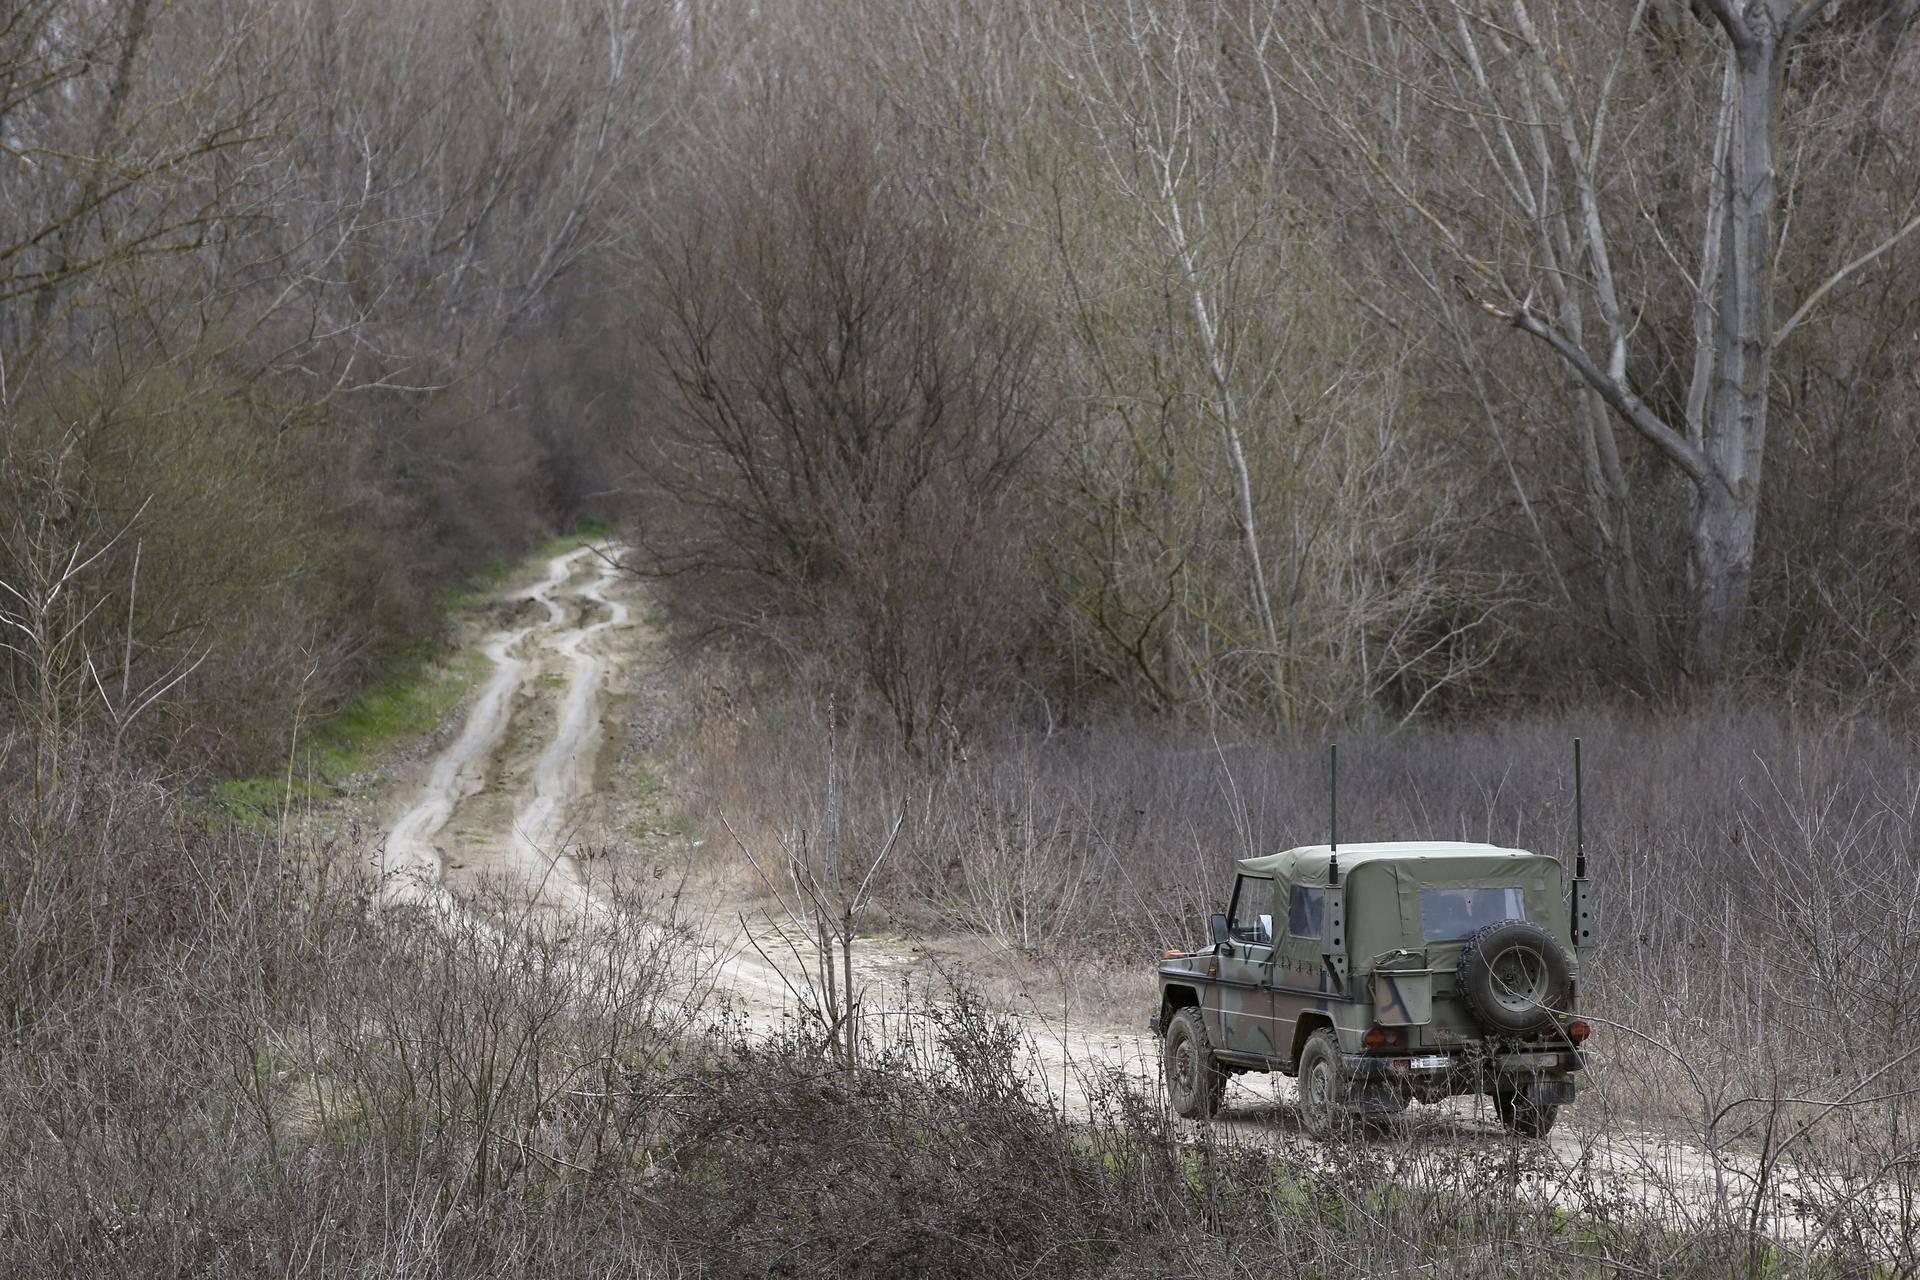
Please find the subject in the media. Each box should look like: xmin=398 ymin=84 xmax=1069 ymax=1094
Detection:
xmin=212 ymin=775 xmax=301 ymax=831
xmin=209 ymin=522 xmax=621 ymax=829
xmin=213 ymin=646 xmax=488 ymax=828
xmin=322 ymin=646 xmax=491 ymax=768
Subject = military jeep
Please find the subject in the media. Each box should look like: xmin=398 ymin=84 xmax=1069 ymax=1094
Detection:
xmin=1152 ymin=841 xmax=1592 ymax=1138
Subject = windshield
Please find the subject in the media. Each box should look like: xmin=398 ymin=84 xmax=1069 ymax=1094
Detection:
xmin=1419 ymin=887 xmax=1525 ymax=941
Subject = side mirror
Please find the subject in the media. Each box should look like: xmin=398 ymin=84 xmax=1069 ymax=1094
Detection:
xmin=1209 ymin=912 xmax=1231 ymax=948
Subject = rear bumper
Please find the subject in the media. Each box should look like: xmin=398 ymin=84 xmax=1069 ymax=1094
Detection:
xmin=1344 ymin=1049 xmax=1583 ymax=1102
xmin=1343 ymin=1048 xmax=1582 ymax=1074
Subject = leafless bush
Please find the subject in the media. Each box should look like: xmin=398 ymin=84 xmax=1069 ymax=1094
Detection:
xmin=720 ymin=703 xmax=905 ymax=1074
xmin=0 ymin=732 xmax=705 ymax=1276
xmin=626 ymin=103 xmax=1053 ymax=754
xmin=946 ymin=769 xmax=1091 ymax=955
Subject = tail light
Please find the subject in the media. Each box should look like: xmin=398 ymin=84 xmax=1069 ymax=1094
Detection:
xmin=1564 ymin=1018 xmax=1591 ymax=1045
xmin=1362 ymin=1025 xmax=1404 ymax=1050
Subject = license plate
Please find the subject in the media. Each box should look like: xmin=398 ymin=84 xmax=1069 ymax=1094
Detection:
xmin=1409 ymin=1055 xmax=1453 ymax=1070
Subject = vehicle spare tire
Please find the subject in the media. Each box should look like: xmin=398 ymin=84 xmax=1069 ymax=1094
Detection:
xmin=1454 ymin=919 xmax=1572 ymax=1034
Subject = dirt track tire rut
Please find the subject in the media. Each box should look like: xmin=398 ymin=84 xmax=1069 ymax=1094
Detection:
xmin=380 ymin=545 xmax=631 ymax=919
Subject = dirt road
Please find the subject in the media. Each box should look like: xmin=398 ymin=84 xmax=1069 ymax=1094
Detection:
xmin=374 ymin=547 xmax=1899 ymax=1254
xmin=380 ymin=545 xmax=630 ymax=920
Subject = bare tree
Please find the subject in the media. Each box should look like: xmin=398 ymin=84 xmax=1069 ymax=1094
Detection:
xmin=1283 ymin=1 xmax=1920 ymax=678
xmin=630 ymin=110 xmax=1051 ymax=750
xmin=1061 ymin=0 xmax=1286 ymax=692
xmin=1012 ymin=0 xmax=1503 ymax=724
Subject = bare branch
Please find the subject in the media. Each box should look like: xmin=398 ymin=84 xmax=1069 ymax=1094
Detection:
xmin=1776 ymin=206 xmax=1920 ymax=346
xmin=1455 ymin=277 xmax=1712 ymax=487
xmin=1699 ymin=0 xmax=1754 ymax=45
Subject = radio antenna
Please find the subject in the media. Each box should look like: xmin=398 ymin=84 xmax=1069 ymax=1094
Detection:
xmin=1569 ymin=736 xmax=1593 ymax=954
xmin=1573 ymin=737 xmax=1586 ymax=880
xmin=1328 ymin=743 xmax=1340 ymax=886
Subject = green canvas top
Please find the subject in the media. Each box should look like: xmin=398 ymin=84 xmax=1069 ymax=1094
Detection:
xmin=1237 ymin=841 xmax=1571 ymax=959
xmin=1236 ymin=841 xmax=1550 ymax=884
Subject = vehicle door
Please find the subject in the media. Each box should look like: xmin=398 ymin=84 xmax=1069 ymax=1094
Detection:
xmin=1269 ymin=879 xmax=1330 ymax=1066
xmin=1213 ymin=874 xmax=1283 ymax=1060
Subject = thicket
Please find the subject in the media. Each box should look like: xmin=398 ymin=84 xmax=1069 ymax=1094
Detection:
xmin=0 ymin=0 xmax=651 ymax=775
xmin=11 ymin=1 xmax=1912 ymax=768
xmin=623 ymin=0 xmax=1920 ymax=743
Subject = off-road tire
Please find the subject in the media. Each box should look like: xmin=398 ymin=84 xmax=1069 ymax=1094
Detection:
xmin=1163 ymin=1007 xmax=1227 ymax=1119
xmin=1296 ymin=1028 xmax=1349 ymax=1140
xmin=1455 ymin=919 xmax=1572 ymax=1035
xmin=1494 ymin=1086 xmax=1559 ymax=1138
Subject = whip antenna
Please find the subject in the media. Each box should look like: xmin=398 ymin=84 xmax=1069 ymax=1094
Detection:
xmin=1570 ymin=736 xmax=1594 ymax=956
xmin=1328 ymin=743 xmax=1340 ymax=886
xmin=1574 ymin=737 xmax=1586 ymax=880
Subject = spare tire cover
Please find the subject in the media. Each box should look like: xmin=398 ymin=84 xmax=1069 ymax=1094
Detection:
xmin=1454 ymin=919 xmax=1571 ymax=1034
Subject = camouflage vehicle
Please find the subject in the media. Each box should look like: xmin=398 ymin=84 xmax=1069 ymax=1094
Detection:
xmin=1152 ymin=840 xmax=1593 ymax=1138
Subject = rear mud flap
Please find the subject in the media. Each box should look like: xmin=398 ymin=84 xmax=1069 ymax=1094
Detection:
xmin=1515 ymin=1076 xmax=1576 ymax=1107
xmin=1331 ymin=1061 xmax=1407 ymax=1115
xmin=1345 ymin=1083 xmax=1406 ymax=1116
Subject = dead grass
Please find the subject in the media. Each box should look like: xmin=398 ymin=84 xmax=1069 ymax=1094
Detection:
xmin=7 ymin=718 xmax=1919 ymax=1276
xmin=690 ymin=692 xmax=1920 ymax=1183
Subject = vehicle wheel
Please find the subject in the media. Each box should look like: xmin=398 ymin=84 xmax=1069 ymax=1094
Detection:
xmin=1296 ymin=1028 xmax=1349 ymax=1140
xmin=1494 ymin=1087 xmax=1559 ymax=1138
xmin=1455 ymin=919 xmax=1572 ymax=1035
xmin=1163 ymin=1007 xmax=1227 ymax=1119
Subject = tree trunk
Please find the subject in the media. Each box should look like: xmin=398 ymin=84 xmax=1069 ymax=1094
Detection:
xmin=1688 ymin=475 xmax=1762 ymax=675
xmin=1688 ymin=28 xmax=1784 ymax=677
